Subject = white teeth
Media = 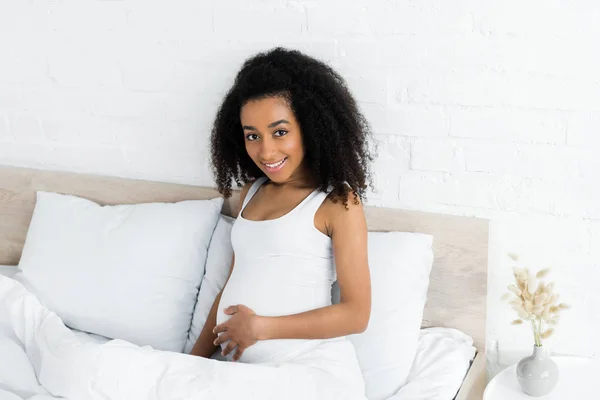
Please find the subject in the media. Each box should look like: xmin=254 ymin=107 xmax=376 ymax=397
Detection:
xmin=265 ymin=159 xmax=285 ymax=168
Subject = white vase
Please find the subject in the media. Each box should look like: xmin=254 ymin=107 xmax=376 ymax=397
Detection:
xmin=516 ymin=345 xmax=559 ymax=397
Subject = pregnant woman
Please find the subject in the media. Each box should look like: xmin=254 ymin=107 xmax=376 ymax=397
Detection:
xmin=191 ymin=47 xmax=374 ymax=396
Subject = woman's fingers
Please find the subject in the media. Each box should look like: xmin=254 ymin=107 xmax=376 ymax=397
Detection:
xmin=213 ymin=332 xmax=230 ymax=346
xmin=232 ymin=346 xmax=245 ymax=362
xmin=221 ymin=341 xmax=237 ymax=357
xmin=224 ymin=305 xmax=239 ymax=315
xmin=213 ymin=324 xmax=227 ymax=334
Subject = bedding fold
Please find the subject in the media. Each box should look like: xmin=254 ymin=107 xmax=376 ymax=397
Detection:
xmin=0 ymin=275 xmax=366 ymax=400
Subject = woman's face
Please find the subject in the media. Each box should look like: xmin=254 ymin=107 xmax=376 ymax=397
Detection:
xmin=240 ymin=96 xmax=308 ymax=184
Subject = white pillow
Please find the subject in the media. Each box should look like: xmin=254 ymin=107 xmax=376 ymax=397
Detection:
xmin=332 ymin=231 xmax=434 ymax=400
xmin=389 ymin=328 xmax=476 ymax=399
xmin=184 ymin=215 xmax=235 ymax=354
xmin=0 ymin=266 xmax=19 ymax=279
xmin=18 ymin=191 xmax=223 ymax=353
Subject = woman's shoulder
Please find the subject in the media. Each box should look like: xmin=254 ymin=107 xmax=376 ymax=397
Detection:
xmin=317 ymin=188 xmax=366 ymax=234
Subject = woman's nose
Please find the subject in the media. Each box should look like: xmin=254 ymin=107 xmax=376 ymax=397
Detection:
xmin=259 ymin=138 xmax=277 ymax=159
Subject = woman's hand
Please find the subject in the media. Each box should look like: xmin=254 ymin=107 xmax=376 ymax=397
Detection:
xmin=213 ymin=304 xmax=263 ymax=361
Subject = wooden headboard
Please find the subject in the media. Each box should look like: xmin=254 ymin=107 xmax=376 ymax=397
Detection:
xmin=0 ymin=165 xmax=489 ymax=350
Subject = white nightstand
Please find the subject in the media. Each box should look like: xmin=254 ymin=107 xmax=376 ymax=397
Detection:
xmin=483 ymin=356 xmax=598 ymax=399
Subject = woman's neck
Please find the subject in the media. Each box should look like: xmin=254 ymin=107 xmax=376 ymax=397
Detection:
xmin=267 ymin=163 xmax=317 ymax=190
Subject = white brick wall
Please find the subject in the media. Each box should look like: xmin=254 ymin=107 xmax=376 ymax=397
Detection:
xmin=1 ymin=0 xmax=598 ymax=362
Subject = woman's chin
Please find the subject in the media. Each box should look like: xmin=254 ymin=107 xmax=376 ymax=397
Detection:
xmin=261 ymin=167 xmax=290 ymax=183
xmin=264 ymin=173 xmax=289 ymax=183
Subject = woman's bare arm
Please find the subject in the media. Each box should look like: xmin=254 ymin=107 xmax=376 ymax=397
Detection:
xmin=190 ymin=255 xmax=234 ymax=358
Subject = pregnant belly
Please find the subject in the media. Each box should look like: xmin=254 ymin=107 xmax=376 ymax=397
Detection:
xmin=216 ymin=264 xmax=332 ymax=363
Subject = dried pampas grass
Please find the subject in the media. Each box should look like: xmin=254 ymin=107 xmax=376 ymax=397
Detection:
xmin=502 ymin=253 xmax=570 ymax=347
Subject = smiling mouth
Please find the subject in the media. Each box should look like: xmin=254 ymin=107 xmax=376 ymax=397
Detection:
xmin=262 ymin=158 xmax=287 ymax=172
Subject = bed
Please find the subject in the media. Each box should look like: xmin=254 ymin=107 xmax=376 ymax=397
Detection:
xmin=0 ymin=165 xmax=488 ymax=399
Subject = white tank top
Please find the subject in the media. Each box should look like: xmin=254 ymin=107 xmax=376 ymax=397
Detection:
xmin=217 ymin=177 xmax=337 ymax=363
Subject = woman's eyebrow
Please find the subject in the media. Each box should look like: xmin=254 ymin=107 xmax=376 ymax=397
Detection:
xmin=268 ymin=119 xmax=289 ymax=128
xmin=242 ymin=119 xmax=290 ymax=131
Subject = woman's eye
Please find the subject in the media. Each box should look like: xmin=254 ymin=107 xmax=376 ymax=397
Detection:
xmin=274 ymin=130 xmax=288 ymax=137
xmin=245 ymin=134 xmax=259 ymax=141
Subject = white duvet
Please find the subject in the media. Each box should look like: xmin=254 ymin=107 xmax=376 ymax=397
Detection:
xmin=0 ymin=275 xmax=366 ymax=400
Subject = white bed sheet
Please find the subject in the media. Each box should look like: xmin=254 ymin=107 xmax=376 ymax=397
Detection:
xmin=0 ymin=268 xmax=109 ymax=400
xmin=1 ymin=275 xmax=369 ymax=400
xmin=0 ymin=269 xmax=50 ymax=399
xmin=0 ymin=268 xmax=475 ymax=400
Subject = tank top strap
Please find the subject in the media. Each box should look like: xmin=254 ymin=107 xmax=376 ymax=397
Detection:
xmin=295 ymin=186 xmax=333 ymax=222
xmin=240 ymin=177 xmax=268 ymax=213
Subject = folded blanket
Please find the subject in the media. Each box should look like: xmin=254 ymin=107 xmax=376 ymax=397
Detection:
xmin=0 ymin=276 xmax=366 ymax=400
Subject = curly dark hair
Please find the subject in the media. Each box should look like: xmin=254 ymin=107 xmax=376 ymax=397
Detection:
xmin=210 ymin=47 xmax=375 ymax=207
